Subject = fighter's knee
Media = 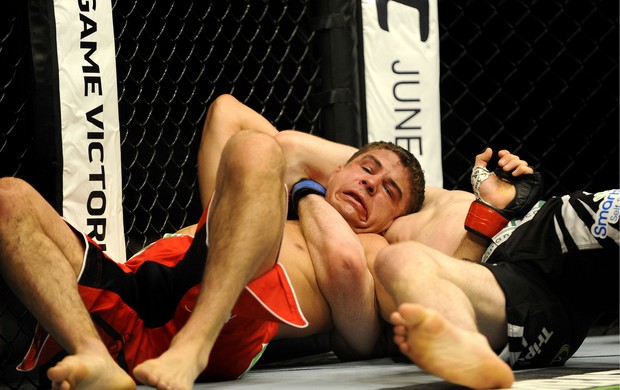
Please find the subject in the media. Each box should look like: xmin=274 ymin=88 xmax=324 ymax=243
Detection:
xmin=373 ymin=243 xmax=409 ymax=280
xmin=0 ymin=177 xmax=32 ymax=220
xmin=0 ymin=176 xmax=30 ymax=199
xmin=223 ymin=131 xmax=285 ymax=177
xmin=373 ymin=242 xmax=432 ymax=282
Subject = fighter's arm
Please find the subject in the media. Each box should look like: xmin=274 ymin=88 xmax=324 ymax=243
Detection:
xmin=274 ymin=130 xmax=357 ymax=188
xmin=474 ymin=148 xmax=533 ymax=206
xmin=297 ymin=193 xmax=382 ymax=360
xmin=453 ymin=147 xmax=538 ymax=261
xmin=196 ymin=94 xmax=358 ymax=208
xmin=197 ymin=94 xmax=278 ymax=208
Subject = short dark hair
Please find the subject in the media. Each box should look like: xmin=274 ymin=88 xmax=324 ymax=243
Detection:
xmin=347 ymin=141 xmax=425 ymax=214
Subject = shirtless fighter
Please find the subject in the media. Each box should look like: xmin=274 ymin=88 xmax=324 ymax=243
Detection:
xmin=373 ymin=150 xmax=619 ymax=389
xmin=1 ymin=94 xmax=530 ymax=390
xmin=0 ymin=106 xmax=424 ymax=389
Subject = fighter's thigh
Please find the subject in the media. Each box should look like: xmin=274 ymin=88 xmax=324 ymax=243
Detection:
xmin=9 ymin=178 xmax=86 ymax=275
xmin=379 ymin=241 xmax=506 ymax=321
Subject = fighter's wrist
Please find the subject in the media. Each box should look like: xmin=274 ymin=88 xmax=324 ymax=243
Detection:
xmin=464 ymin=200 xmax=509 ymax=241
xmin=291 ymin=179 xmax=327 ymax=215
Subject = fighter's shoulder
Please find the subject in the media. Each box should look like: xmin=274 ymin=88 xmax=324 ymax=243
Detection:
xmin=422 ymin=186 xmax=475 ymax=210
xmin=358 ymin=233 xmax=389 ymax=251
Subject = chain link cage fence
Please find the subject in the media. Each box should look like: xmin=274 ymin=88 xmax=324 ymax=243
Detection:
xmin=1 ymin=0 xmax=618 ymax=388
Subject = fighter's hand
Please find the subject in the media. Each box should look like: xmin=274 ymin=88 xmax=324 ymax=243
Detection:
xmin=494 ymin=149 xmax=534 ymax=177
xmin=466 ymin=148 xmax=542 ymax=239
xmin=472 ymin=148 xmax=533 ymax=210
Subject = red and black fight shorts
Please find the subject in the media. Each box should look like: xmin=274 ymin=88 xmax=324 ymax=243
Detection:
xmin=19 ymin=206 xmax=307 ymax=381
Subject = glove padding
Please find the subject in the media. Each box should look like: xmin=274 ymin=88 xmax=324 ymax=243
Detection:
xmin=470 ymin=165 xmax=544 ymax=220
xmin=466 ymin=165 xmax=543 ymax=240
xmin=489 ymin=167 xmax=544 ymax=220
xmin=290 ymin=179 xmax=327 ymax=217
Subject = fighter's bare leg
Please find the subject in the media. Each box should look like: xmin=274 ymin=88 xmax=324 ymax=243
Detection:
xmin=0 ymin=177 xmax=134 ymax=389
xmin=133 ymin=131 xmax=287 ymax=390
xmin=373 ymin=241 xmax=513 ymax=389
xmin=197 ymin=94 xmax=278 ymax=207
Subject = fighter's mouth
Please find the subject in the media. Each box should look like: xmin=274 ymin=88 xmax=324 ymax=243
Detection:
xmin=344 ymin=190 xmax=367 ymax=220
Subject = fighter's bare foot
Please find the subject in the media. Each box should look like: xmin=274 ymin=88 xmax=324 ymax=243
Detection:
xmin=391 ymin=303 xmax=514 ymax=389
xmin=133 ymin=348 xmax=205 ymax=390
xmin=47 ymin=353 xmax=135 ymax=390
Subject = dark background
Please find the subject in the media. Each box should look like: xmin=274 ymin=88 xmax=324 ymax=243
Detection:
xmin=0 ymin=0 xmax=617 ymax=387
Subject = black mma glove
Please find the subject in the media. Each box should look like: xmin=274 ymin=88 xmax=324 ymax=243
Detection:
xmin=465 ymin=165 xmax=543 ymax=241
xmin=492 ymin=167 xmax=543 ymax=221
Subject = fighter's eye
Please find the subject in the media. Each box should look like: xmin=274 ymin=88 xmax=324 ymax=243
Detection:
xmin=384 ymin=184 xmax=392 ymax=197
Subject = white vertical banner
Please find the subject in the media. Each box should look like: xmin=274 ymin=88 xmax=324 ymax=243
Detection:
xmin=361 ymin=0 xmax=443 ymax=187
xmin=53 ymin=0 xmax=126 ymax=262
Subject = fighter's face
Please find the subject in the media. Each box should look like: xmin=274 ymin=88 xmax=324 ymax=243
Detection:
xmin=325 ymin=149 xmax=412 ymax=234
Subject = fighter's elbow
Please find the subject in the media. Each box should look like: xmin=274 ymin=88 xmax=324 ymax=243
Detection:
xmin=274 ymin=130 xmax=302 ymax=153
xmin=326 ymin=246 xmax=369 ymax=286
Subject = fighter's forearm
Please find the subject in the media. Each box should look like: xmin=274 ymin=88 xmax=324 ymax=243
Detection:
xmin=452 ymin=231 xmax=489 ymax=261
xmin=298 ymin=195 xmax=381 ymax=358
xmin=274 ymin=130 xmax=357 ymax=188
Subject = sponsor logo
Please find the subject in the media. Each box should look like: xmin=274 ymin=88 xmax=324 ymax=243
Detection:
xmin=376 ymin=0 xmax=430 ymax=42
xmin=481 ymin=200 xmax=545 ymax=262
xmin=520 ymin=327 xmax=554 ymax=362
xmin=591 ymin=189 xmax=620 ymax=239
xmin=75 ymin=2 xmax=111 ymax=251
xmin=550 ymin=344 xmax=571 ymax=365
